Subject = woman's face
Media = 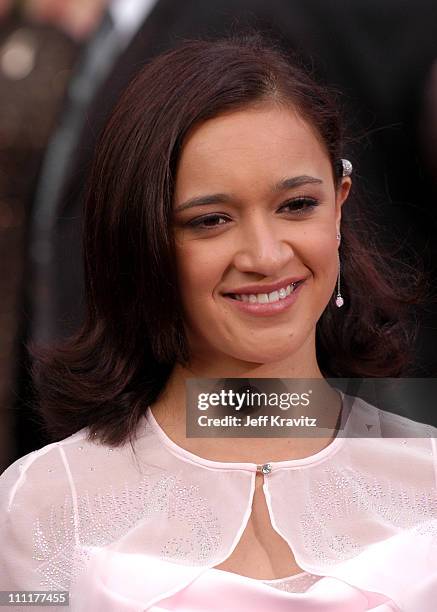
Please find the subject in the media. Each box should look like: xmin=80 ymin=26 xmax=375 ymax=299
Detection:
xmin=173 ymin=104 xmax=351 ymax=369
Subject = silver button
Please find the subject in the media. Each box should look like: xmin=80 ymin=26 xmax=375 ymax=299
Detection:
xmin=258 ymin=463 xmax=272 ymax=474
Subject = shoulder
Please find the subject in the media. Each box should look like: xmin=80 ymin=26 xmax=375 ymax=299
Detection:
xmin=0 ymin=428 xmax=89 ymax=512
xmin=0 ymin=422 xmax=147 ymax=512
xmin=345 ymin=392 xmax=437 ymax=437
xmin=344 ymin=394 xmax=437 ymax=485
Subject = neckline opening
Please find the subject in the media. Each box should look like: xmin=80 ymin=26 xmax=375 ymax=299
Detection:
xmin=144 ymin=394 xmax=351 ymax=471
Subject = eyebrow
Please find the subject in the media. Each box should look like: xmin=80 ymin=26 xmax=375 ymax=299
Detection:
xmin=175 ymin=175 xmax=323 ymax=212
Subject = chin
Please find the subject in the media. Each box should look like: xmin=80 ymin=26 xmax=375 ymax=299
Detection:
xmin=224 ymin=337 xmax=304 ymax=366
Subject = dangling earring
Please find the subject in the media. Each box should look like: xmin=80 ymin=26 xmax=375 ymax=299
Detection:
xmin=335 ymin=233 xmax=344 ymax=308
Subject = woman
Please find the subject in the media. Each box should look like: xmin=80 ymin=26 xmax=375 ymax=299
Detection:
xmin=1 ymin=36 xmax=436 ymax=611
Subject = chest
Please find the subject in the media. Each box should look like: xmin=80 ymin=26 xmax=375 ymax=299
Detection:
xmin=214 ymin=472 xmax=303 ymax=580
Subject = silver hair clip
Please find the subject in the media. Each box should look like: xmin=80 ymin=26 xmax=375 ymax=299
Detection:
xmin=341 ymin=159 xmax=353 ymax=177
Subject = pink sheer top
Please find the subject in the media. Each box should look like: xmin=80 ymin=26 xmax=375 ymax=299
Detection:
xmin=1 ymin=394 xmax=436 ymax=611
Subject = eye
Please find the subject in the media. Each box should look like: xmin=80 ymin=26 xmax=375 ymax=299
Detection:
xmin=278 ymin=197 xmax=319 ymax=215
xmin=187 ymin=214 xmax=230 ymax=230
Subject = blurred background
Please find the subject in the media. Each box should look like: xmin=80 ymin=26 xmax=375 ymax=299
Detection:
xmin=1 ymin=0 xmax=437 ymax=472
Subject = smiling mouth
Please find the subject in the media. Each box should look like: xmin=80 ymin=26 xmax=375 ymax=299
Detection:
xmin=225 ymin=280 xmax=303 ymax=304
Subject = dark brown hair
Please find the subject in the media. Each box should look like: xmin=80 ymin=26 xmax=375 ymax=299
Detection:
xmin=31 ymin=35 xmax=421 ymax=446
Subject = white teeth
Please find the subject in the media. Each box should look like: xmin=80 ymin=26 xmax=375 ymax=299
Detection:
xmin=233 ymin=282 xmax=298 ymax=304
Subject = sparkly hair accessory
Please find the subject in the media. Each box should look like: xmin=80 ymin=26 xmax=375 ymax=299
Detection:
xmin=341 ymin=158 xmax=353 ymax=177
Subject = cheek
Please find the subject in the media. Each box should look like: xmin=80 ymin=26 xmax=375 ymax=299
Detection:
xmin=314 ymin=238 xmax=338 ymax=271
xmin=175 ymin=242 xmax=223 ymax=301
xmin=316 ymin=244 xmax=339 ymax=305
xmin=300 ymin=223 xmax=338 ymax=269
xmin=300 ymin=230 xmax=339 ymax=301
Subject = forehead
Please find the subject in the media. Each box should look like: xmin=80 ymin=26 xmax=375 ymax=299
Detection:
xmin=175 ymin=104 xmax=332 ymax=197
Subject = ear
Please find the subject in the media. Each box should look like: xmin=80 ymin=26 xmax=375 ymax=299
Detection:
xmin=335 ymin=177 xmax=351 ymax=232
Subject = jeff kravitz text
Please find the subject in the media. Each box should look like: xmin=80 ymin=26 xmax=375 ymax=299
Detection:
xmin=198 ymin=414 xmax=317 ymax=427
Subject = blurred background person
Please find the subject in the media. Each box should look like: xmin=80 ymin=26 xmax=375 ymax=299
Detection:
xmin=0 ymin=0 xmax=12 ymax=19
xmin=2 ymin=0 xmax=437 ymax=471
xmin=0 ymin=0 xmax=85 ymax=471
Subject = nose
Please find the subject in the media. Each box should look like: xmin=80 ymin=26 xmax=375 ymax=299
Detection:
xmin=232 ymin=215 xmax=294 ymax=276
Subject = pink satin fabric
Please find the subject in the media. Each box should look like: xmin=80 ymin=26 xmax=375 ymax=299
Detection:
xmin=154 ymin=568 xmax=397 ymax=611
xmin=70 ymin=548 xmax=398 ymax=611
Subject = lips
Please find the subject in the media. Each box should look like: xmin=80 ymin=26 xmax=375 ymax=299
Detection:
xmin=222 ymin=279 xmax=305 ymax=317
xmin=222 ymin=277 xmax=307 ymax=306
xmin=227 ymin=280 xmax=303 ymax=304
xmin=223 ymin=276 xmax=306 ymax=296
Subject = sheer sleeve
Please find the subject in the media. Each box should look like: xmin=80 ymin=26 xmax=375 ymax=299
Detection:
xmin=0 ymin=442 xmax=78 ymax=595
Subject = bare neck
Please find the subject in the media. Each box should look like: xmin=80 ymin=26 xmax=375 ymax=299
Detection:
xmin=151 ymin=358 xmax=342 ymax=464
